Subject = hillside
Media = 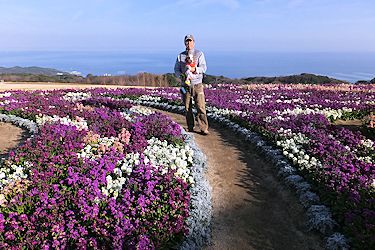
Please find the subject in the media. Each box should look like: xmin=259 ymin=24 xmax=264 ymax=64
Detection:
xmin=242 ymin=73 xmax=349 ymax=85
xmin=202 ymin=73 xmax=350 ymax=85
xmin=355 ymin=78 xmax=375 ymax=84
xmin=0 ymin=66 xmax=67 ymax=76
xmin=0 ymin=66 xmax=352 ymax=86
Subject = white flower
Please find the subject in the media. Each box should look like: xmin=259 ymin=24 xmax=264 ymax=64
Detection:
xmin=101 ymin=187 xmax=109 ymax=196
xmin=144 ymin=157 xmax=150 ymax=164
xmin=36 ymin=114 xmax=88 ymax=131
xmin=63 ymin=91 xmax=91 ymax=102
xmin=129 ymin=105 xmax=155 ymax=116
xmin=106 ymin=175 xmax=113 ymax=190
xmin=361 ymin=139 xmax=374 ymax=149
xmin=113 ymin=168 xmax=122 ymax=177
xmin=0 ymin=194 xmax=6 ymax=206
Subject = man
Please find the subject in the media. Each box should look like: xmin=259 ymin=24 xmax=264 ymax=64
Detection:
xmin=174 ymin=34 xmax=209 ymax=135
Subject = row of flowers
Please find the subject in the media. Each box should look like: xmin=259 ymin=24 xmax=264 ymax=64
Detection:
xmin=89 ymin=84 xmax=374 ymax=249
xmin=0 ymin=90 xmax=211 ymax=249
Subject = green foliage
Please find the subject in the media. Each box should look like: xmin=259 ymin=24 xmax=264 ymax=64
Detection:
xmin=0 ymin=66 xmax=352 ymax=86
xmin=340 ymin=110 xmax=368 ymax=121
xmin=164 ymin=73 xmax=180 ymax=87
xmin=0 ymin=73 xmax=84 ymax=83
xmin=243 ymin=73 xmax=348 ymax=85
xmin=355 ymin=78 xmax=375 ymax=84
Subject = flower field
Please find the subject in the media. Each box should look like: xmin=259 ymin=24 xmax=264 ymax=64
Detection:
xmin=93 ymin=83 xmax=373 ymax=249
xmin=0 ymin=83 xmax=374 ymax=249
xmin=0 ymin=90 xmax=212 ymax=249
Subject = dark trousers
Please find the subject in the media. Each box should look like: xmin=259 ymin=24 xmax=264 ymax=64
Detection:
xmin=182 ymin=83 xmax=209 ymax=132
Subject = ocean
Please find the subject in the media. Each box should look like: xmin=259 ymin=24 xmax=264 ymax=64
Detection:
xmin=0 ymin=51 xmax=374 ymax=83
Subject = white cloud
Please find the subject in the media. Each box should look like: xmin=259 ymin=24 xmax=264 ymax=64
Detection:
xmin=331 ymin=72 xmax=373 ymax=80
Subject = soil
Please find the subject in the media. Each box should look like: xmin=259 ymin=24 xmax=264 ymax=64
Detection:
xmin=0 ymin=122 xmax=26 ymax=158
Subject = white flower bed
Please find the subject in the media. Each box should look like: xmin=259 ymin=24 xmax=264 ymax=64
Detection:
xmin=0 ymin=114 xmax=38 ymax=134
xmin=138 ymin=95 xmax=162 ymax=102
xmin=0 ymin=161 xmax=32 ymax=190
xmin=206 ymin=106 xmax=243 ymax=118
xmin=36 ymin=114 xmax=88 ymax=131
xmin=358 ymin=139 xmax=375 ymax=165
xmin=276 ymin=128 xmax=322 ymax=172
xmin=143 ymin=137 xmax=194 ymax=183
xmin=0 ymin=99 xmax=18 ymax=106
xmin=0 ymin=92 xmax=12 ymax=98
xmin=235 ymin=95 xmax=269 ymax=106
xmin=101 ymin=137 xmax=194 ymax=199
xmin=265 ymin=107 xmax=353 ymax=123
xmin=63 ymin=91 xmax=91 ymax=102
xmin=129 ymin=105 xmax=155 ymax=116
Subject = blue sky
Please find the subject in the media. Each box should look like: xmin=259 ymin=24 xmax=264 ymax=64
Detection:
xmin=1 ymin=0 xmax=375 ymax=52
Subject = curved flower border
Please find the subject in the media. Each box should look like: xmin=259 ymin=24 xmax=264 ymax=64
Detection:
xmin=126 ymin=97 xmax=349 ymax=250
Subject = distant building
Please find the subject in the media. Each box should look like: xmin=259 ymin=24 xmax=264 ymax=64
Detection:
xmin=70 ymin=71 xmax=82 ymax=76
xmin=104 ymin=73 xmax=112 ymax=76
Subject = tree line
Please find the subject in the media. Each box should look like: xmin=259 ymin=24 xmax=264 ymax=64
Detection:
xmin=0 ymin=72 xmax=180 ymax=87
xmin=2 ymin=72 xmax=371 ymax=86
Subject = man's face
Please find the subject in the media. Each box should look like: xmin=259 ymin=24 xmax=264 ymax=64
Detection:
xmin=185 ymin=39 xmax=195 ymax=50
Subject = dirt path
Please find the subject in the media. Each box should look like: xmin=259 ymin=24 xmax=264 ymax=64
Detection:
xmin=160 ymin=111 xmax=325 ymax=250
xmin=0 ymin=122 xmax=26 ymax=158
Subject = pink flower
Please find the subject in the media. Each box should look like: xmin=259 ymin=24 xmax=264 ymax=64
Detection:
xmin=118 ymin=128 xmax=131 ymax=145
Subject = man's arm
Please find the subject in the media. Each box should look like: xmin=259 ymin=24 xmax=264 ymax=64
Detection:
xmin=174 ymin=55 xmax=182 ymax=78
xmin=195 ymin=52 xmax=207 ymax=74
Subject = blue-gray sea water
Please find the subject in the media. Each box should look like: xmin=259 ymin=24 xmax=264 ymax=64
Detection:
xmin=0 ymin=51 xmax=374 ymax=82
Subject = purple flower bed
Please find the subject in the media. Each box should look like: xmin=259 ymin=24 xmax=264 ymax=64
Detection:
xmin=0 ymin=90 xmax=192 ymax=249
xmin=1 ymin=85 xmax=374 ymax=248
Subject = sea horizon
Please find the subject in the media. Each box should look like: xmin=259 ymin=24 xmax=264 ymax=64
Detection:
xmin=1 ymin=50 xmax=374 ymax=83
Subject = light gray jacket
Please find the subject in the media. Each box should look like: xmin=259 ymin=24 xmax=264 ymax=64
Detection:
xmin=174 ymin=49 xmax=207 ymax=85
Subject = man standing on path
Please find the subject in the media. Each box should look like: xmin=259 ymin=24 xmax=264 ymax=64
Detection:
xmin=174 ymin=34 xmax=209 ymax=135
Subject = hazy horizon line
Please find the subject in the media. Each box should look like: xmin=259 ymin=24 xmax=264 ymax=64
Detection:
xmin=2 ymin=49 xmax=375 ymax=54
